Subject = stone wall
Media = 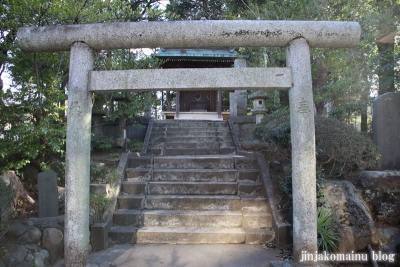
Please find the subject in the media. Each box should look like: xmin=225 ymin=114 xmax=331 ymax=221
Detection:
xmin=4 ymin=218 xmax=65 ymax=267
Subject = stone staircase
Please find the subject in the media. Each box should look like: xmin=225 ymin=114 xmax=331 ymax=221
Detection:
xmin=146 ymin=120 xmax=236 ymax=155
xmin=108 ymin=120 xmax=274 ymax=245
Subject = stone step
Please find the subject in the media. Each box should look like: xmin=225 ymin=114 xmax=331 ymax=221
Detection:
xmin=149 ymin=147 xmax=236 ymax=156
xmin=121 ymin=181 xmax=263 ymax=196
xmin=108 ymin=226 xmax=137 ymax=244
xmin=150 ymin=131 xmax=231 ymax=138
xmin=148 ymin=141 xmax=234 ymax=149
xmin=118 ymin=195 xmax=269 ymax=211
xmin=113 ymin=209 xmax=244 ymax=228
xmin=130 ymin=181 xmax=239 ymax=195
xmin=136 ymin=226 xmax=246 ymax=244
xmin=149 ymin=136 xmax=232 ymax=144
xmin=151 ymin=155 xmax=256 ymax=169
xmin=153 ymin=121 xmax=229 ymax=127
xmin=152 ymin=169 xmax=238 ymax=182
xmin=152 ymin=155 xmax=236 ymax=169
xmin=151 ymin=127 xmax=230 ymax=133
xmin=126 ymin=169 xmax=259 ymax=182
xmin=127 ymin=156 xmax=153 ymax=169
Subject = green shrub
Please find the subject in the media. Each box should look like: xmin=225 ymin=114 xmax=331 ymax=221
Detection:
xmin=105 ymin=168 xmax=118 ymax=185
xmin=254 ymin=108 xmax=291 ymax=149
xmin=90 ymin=193 xmax=111 ymax=219
xmin=317 ymin=208 xmax=340 ymax=252
xmin=90 ymin=166 xmax=104 ymax=183
xmin=254 ymin=109 xmax=380 ymax=177
xmin=92 ymin=135 xmax=114 ymax=150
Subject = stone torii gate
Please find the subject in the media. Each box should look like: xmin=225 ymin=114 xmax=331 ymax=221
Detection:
xmin=17 ymin=20 xmax=360 ymax=266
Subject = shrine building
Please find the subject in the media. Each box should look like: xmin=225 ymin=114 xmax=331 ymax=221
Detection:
xmin=153 ymin=47 xmax=248 ymax=120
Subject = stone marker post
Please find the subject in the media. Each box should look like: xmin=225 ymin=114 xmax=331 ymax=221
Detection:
xmin=38 ymin=170 xmax=59 ymax=218
xmin=64 ymin=42 xmax=94 ymax=266
xmin=233 ymin=59 xmax=248 ymax=116
xmin=287 ymin=38 xmax=318 ymax=264
xmin=372 ymin=92 xmax=400 ymax=170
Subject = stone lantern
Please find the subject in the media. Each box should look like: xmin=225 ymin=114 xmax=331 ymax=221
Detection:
xmin=249 ymin=91 xmax=269 ymax=124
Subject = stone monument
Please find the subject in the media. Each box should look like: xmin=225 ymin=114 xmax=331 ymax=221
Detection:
xmin=372 ymin=92 xmax=400 ymax=170
xmin=38 ymin=170 xmax=59 ymax=218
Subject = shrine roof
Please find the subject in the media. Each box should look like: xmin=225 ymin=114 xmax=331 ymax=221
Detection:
xmin=153 ymin=47 xmax=249 ymax=59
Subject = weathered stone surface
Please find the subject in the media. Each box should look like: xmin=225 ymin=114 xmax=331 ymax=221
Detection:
xmin=141 ymin=210 xmax=243 ymax=228
xmin=242 ymin=211 xmax=272 ymax=229
xmin=153 ymin=155 xmax=235 ymax=169
xmin=241 ymin=140 xmax=270 ymax=150
xmin=24 ymin=243 xmax=39 ymax=252
xmin=238 ymin=182 xmax=264 ymax=196
xmin=372 ymin=227 xmax=400 ymax=254
xmin=115 ymin=137 xmax=131 ymax=148
xmin=143 ymin=195 xmax=242 ymax=211
xmin=90 ymin=223 xmax=109 ymax=251
xmin=41 ymin=228 xmax=64 ymax=263
xmin=17 ymin=227 xmax=41 ymax=245
xmin=0 ymin=259 xmax=5 ymax=267
xmin=26 ymin=216 xmax=64 ymax=232
xmin=372 ymin=92 xmax=400 ymax=170
xmin=34 ymin=249 xmax=50 ymax=267
xmin=17 ymin=21 xmax=361 ymax=52
xmin=122 ymin=182 xmax=147 ymax=194
xmin=245 ymin=228 xmax=275 ymax=245
xmin=38 ymin=170 xmax=59 ymax=218
xmin=148 ymin=182 xmax=238 ymax=195
xmin=321 ymin=180 xmax=375 ymax=252
xmin=7 ymin=223 xmax=28 ymax=239
xmin=64 ymin=42 xmax=93 ymax=266
xmin=287 ymin=37 xmax=317 ymax=262
xmin=360 ymin=170 xmax=400 ymax=192
xmin=90 ymin=184 xmax=110 ymax=195
xmin=25 ymin=253 xmax=34 ymax=262
xmin=25 ymin=227 xmax=41 ymax=243
xmin=360 ymin=171 xmax=400 ymax=226
xmin=113 ymin=209 xmax=142 ymax=226
xmin=153 ymin=169 xmax=237 ymax=182
xmin=136 ymin=226 xmax=246 ymax=244
xmin=90 ymin=68 xmax=292 ymax=93
xmin=108 ymin=226 xmax=137 ymax=243
xmin=9 ymin=245 xmax=27 ymax=266
xmin=234 ymin=59 xmax=248 ymax=116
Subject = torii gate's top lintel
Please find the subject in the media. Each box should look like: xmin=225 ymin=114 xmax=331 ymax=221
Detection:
xmin=17 ymin=20 xmax=361 ymax=53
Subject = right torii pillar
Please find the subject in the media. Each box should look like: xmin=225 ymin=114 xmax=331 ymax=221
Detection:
xmin=287 ymin=38 xmax=317 ymax=264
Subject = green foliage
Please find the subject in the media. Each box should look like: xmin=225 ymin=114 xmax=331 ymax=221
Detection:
xmin=279 ymin=166 xmax=326 ymax=213
xmin=93 ymin=50 xmax=163 ymax=125
xmin=90 ymin=193 xmax=111 ymax=219
xmin=0 ymin=0 xmax=164 ymax=173
xmin=109 ymin=153 xmax=120 ymax=160
xmin=105 ymin=168 xmax=118 ymax=185
xmin=90 ymin=166 xmax=104 ymax=183
xmin=255 ymin=110 xmax=380 ymax=177
xmin=254 ymin=108 xmax=291 ymax=149
xmin=129 ymin=140 xmax=144 ymax=152
xmin=317 ymin=208 xmax=340 ymax=252
xmin=315 ymin=116 xmax=380 ymax=176
xmin=92 ymin=135 xmax=115 ymax=151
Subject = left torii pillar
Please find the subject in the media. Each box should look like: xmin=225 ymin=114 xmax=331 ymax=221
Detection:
xmin=64 ymin=42 xmax=94 ymax=266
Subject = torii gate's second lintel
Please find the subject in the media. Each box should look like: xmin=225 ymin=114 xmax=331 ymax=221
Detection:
xmin=16 ymin=20 xmax=361 ymax=267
